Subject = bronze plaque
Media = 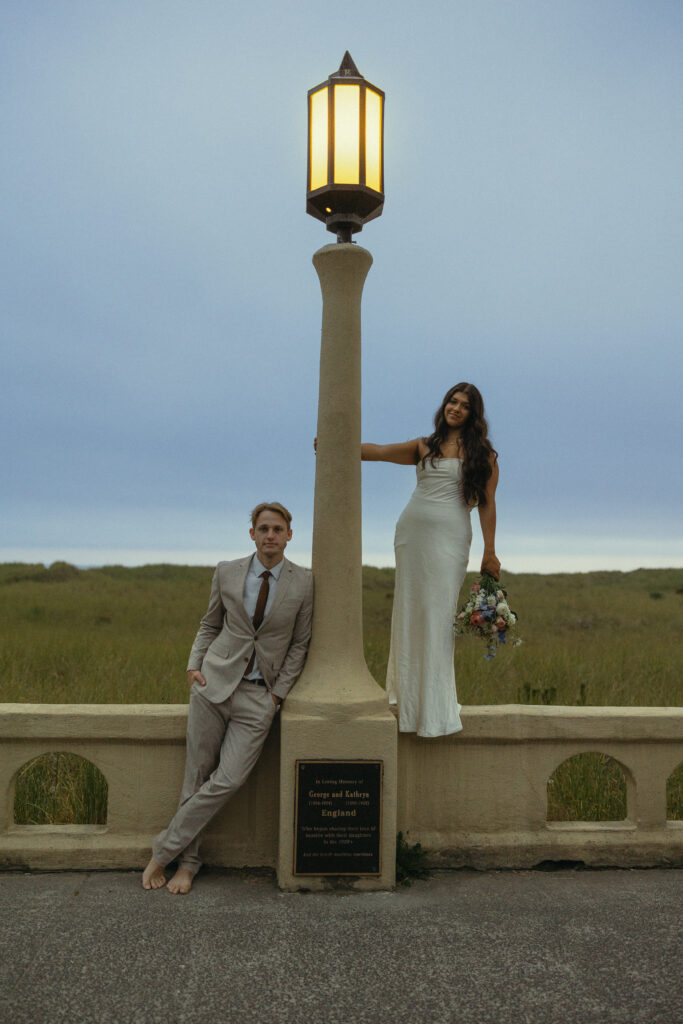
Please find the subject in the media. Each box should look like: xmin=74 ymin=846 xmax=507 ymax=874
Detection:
xmin=294 ymin=760 xmax=383 ymax=875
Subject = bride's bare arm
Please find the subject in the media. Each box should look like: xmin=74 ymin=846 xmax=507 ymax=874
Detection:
xmin=361 ymin=439 xmax=423 ymax=465
xmin=478 ymin=457 xmax=500 ymax=579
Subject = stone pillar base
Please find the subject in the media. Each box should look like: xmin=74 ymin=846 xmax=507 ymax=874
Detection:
xmin=277 ymin=701 xmax=397 ymax=891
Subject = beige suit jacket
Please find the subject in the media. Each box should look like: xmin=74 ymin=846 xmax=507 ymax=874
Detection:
xmin=186 ymin=556 xmax=313 ymax=703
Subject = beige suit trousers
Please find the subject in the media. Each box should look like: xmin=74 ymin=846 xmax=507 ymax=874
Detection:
xmin=152 ymin=680 xmax=278 ymax=874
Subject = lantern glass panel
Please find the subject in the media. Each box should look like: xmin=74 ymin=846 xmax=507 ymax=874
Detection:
xmin=333 ymin=84 xmax=360 ymax=184
xmin=365 ymin=88 xmax=382 ymax=193
xmin=309 ymin=87 xmax=329 ymax=191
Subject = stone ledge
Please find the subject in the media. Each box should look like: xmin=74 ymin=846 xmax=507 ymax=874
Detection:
xmin=0 ymin=831 xmax=150 ymax=871
xmin=0 ymin=828 xmax=276 ymax=872
xmin=3 ymin=826 xmax=681 ymax=872
xmin=2 ymin=703 xmax=682 ymax=742
xmin=419 ymin=828 xmax=683 ymax=870
xmin=0 ymin=704 xmax=188 ymax=741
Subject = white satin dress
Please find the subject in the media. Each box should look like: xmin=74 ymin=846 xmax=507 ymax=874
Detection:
xmin=386 ymin=458 xmax=472 ymax=737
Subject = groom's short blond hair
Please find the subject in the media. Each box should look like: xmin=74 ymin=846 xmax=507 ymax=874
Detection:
xmin=250 ymin=502 xmax=292 ymax=528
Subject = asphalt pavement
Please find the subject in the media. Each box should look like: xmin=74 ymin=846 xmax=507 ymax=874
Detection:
xmin=1 ymin=867 xmax=681 ymax=1024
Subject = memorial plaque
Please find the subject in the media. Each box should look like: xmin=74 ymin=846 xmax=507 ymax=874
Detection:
xmin=294 ymin=760 xmax=383 ymax=875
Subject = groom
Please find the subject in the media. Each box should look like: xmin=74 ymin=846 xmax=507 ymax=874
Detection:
xmin=142 ymin=501 xmax=313 ymax=894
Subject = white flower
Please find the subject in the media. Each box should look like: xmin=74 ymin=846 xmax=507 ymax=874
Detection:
xmin=496 ymin=601 xmax=510 ymax=616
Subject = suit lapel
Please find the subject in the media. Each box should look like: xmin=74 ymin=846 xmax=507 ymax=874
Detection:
xmin=228 ymin=557 xmax=254 ymax=631
xmin=264 ymin=558 xmax=293 ymax=621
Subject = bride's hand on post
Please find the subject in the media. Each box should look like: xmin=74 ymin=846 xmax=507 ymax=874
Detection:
xmin=481 ymin=552 xmax=501 ymax=580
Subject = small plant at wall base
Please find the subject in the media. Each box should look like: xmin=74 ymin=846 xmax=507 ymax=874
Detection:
xmin=396 ymin=831 xmax=432 ymax=886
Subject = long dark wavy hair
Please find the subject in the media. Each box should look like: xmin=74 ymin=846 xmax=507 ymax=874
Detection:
xmin=421 ymin=383 xmax=498 ymax=506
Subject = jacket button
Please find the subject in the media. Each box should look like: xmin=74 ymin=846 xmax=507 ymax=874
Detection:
xmin=244 ymin=657 xmax=248 ymax=662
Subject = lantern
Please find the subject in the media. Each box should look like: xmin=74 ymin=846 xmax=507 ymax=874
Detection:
xmin=307 ymin=52 xmax=385 ymax=242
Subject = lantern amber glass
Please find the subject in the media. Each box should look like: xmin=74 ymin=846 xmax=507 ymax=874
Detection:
xmin=309 ymin=87 xmax=329 ymax=191
xmin=333 ymin=84 xmax=360 ymax=184
xmin=365 ymin=88 xmax=382 ymax=193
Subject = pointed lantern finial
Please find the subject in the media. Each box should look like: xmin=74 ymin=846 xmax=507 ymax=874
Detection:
xmin=335 ymin=51 xmax=362 ymax=78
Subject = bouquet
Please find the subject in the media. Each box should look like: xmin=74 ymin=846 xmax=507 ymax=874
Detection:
xmin=454 ymin=573 xmax=521 ymax=660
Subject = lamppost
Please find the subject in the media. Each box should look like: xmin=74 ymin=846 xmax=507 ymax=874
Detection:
xmin=277 ymin=53 xmax=397 ymax=892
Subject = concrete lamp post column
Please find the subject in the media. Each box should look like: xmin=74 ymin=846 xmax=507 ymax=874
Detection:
xmin=277 ymin=242 xmax=397 ymax=891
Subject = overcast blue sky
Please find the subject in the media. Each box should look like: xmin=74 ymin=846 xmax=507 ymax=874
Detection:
xmin=2 ymin=0 xmax=681 ymax=572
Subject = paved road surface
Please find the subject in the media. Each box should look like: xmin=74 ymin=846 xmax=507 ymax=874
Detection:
xmin=1 ymin=868 xmax=680 ymax=1024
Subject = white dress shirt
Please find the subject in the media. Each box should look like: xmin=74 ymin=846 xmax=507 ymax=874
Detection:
xmin=242 ymin=554 xmax=284 ymax=680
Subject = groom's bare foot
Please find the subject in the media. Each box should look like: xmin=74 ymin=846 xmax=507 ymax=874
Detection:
xmin=142 ymin=857 xmax=167 ymax=890
xmin=167 ymin=868 xmax=194 ymax=895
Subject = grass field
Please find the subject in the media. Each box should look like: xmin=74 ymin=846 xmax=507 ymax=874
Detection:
xmin=2 ymin=562 xmax=682 ymax=826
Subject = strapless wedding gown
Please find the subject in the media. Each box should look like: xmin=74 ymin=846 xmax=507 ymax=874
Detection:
xmin=386 ymin=458 xmax=472 ymax=737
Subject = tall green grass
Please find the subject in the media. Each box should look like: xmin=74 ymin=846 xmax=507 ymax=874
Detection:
xmin=2 ymin=562 xmax=682 ymax=826
xmin=362 ymin=566 xmax=683 ymax=708
xmin=0 ymin=563 xmax=209 ymax=704
xmin=546 ymin=753 xmax=627 ymax=821
xmin=14 ymin=753 xmax=107 ymax=825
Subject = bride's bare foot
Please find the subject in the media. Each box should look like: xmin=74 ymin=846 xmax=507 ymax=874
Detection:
xmin=167 ymin=868 xmax=194 ymax=895
xmin=142 ymin=857 xmax=166 ymax=890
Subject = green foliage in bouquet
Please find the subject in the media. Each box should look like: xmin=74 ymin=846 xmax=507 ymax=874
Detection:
xmin=455 ymin=573 xmax=522 ymax=660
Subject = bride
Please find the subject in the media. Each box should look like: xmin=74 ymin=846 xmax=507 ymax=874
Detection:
xmin=362 ymin=383 xmax=500 ymax=737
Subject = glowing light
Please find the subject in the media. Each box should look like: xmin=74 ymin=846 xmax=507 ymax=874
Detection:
xmin=333 ymin=84 xmax=360 ymax=184
xmin=306 ymin=54 xmax=385 ymax=235
xmin=365 ymin=89 xmax=382 ymax=193
xmin=309 ymin=87 xmax=328 ymax=191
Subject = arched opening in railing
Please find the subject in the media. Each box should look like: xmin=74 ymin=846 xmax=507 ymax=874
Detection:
xmin=14 ymin=752 xmax=108 ymax=825
xmin=666 ymin=762 xmax=683 ymax=821
xmin=547 ymin=752 xmax=629 ymax=822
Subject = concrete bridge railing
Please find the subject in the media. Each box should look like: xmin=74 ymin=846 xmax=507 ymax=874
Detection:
xmin=1 ymin=704 xmax=681 ymax=871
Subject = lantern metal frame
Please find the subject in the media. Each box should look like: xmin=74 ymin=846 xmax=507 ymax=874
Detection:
xmin=306 ymin=52 xmax=385 ymax=243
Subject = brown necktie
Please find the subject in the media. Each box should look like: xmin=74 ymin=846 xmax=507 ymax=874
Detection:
xmin=246 ymin=570 xmax=271 ymax=675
